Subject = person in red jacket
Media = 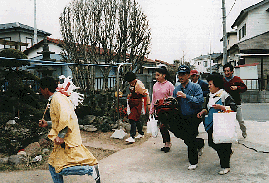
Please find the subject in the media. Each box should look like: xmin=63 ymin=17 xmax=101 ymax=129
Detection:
xmin=223 ymin=63 xmax=247 ymax=138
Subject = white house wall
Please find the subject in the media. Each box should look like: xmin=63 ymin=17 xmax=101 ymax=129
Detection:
xmin=27 ymin=43 xmax=62 ymax=59
xmin=0 ymin=31 xmax=44 ymax=51
xmin=238 ymin=3 xmax=269 ymax=42
xmin=245 ymin=57 xmax=269 ymax=78
xmin=227 ymin=34 xmax=237 ymax=50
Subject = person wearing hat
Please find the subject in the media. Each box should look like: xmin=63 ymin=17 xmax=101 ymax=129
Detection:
xmin=124 ymin=71 xmax=150 ymax=143
xmin=190 ymin=70 xmax=209 ymax=97
xmin=173 ymin=65 xmax=205 ymax=170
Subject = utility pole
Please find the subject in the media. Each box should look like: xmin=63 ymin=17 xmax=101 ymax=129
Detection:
xmin=34 ymin=0 xmax=37 ymax=45
xmin=209 ymin=42 xmax=212 ymax=74
xmin=222 ymin=0 xmax=228 ymax=64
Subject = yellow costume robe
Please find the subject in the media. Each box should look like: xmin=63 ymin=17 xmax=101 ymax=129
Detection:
xmin=48 ymin=92 xmax=98 ymax=173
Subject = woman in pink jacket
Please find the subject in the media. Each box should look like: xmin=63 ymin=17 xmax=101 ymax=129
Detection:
xmin=149 ymin=66 xmax=174 ymax=153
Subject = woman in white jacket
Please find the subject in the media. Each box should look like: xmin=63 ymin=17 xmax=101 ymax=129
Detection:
xmin=197 ymin=74 xmax=237 ymax=175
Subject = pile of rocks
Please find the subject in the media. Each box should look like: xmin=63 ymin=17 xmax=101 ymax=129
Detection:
xmin=79 ymin=115 xmax=131 ymax=133
xmin=0 ymin=135 xmax=51 ymax=166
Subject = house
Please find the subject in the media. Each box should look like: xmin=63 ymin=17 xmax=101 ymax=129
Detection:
xmin=192 ymin=53 xmax=221 ymax=75
xmin=229 ymin=0 xmax=269 ymax=90
xmin=0 ymin=22 xmax=51 ymax=51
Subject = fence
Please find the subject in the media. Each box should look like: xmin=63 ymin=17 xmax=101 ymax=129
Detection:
xmin=242 ymin=79 xmax=269 ymax=91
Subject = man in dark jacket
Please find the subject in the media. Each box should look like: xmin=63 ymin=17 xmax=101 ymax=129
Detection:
xmin=223 ymin=63 xmax=247 ymax=138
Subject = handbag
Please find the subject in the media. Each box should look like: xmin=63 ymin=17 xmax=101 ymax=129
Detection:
xmin=147 ymin=116 xmax=158 ymax=138
xmin=213 ymin=112 xmax=238 ymax=144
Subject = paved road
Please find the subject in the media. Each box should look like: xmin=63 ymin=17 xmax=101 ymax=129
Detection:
xmin=242 ymin=103 xmax=269 ymax=121
xmin=1 ymin=103 xmax=269 ymax=183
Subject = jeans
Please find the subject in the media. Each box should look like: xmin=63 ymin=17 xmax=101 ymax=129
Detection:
xmin=49 ymin=164 xmax=96 ymax=183
xmin=130 ymin=119 xmax=144 ymax=138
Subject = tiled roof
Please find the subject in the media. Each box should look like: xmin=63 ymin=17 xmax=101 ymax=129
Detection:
xmin=24 ymin=37 xmax=171 ymax=66
xmin=24 ymin=37 xmax=62 ymax=55
xmin=0 ymin=22 xmax=51 ymax=36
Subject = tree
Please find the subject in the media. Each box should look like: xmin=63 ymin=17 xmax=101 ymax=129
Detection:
xmin=0 ymin=49 xmax=46 ymax=155
xmin=59 ymin=0 xmax=151 ymax=94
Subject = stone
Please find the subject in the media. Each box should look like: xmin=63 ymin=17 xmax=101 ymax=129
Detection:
xmin=31 ymin=155 xmax=42 ymax=163
xmin=8 ymin=155 xmax=26 ymax=165
xmin=123 ymin=122 xmax=131 ymax=132
xmin=42 ymin=148 xmax=50 ymax=154
xmin=17 ymin=151 xmax=27 ymax=157
xmin=39 ymin=137 xmax=50 ymax=148
xmin=0 ymin=157 xmax=9 ymax=164
xmin=6 ymin=120 xmax=16 ymax=125
xmin=83 ymin=125 xmax=98 ymax=132
xmin=84 ymin=115 xmax=96 ymax=124
xmin=24 ymin=142 xmax=41 ymax=157
xmin=110 ymin=129 xmax=127 ymax=139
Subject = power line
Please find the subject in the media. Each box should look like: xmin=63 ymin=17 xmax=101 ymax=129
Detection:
xmin=227 ymin=0 xmax=237 ymax=17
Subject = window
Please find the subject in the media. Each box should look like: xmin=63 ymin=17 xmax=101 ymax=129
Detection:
xmin=204 ymin=61 xmax=208 ymax=67
xmin=0 ymin=37 xmax=11 ymax=49
xmin=242 ymin=24 xmax=246 ymax=38
xmin=239 ymin=24 xmax=246 ymax=40
xmin=26 ymin=37 xmax=33 ymax=47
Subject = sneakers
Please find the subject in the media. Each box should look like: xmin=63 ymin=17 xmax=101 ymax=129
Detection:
xmin=161 ymin=147 xmax=170 ymax=153
xmin=135 ymin=134 xmax=144 ymax=139
xmin=188 ymin=164 xmax=197 ymax=170
xmin=126 ymin=137 xmax=135 ymax=143
xmin=91 ymin=165 xmax=100 ymax=183
xmin=218 ymin=168 xmax=230 ymax=175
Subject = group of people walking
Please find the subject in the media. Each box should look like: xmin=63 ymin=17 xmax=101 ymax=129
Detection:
xmin=124 ymin=63 xmax=247 ymax=175
xmin=37 ymin=63 xmax=247 ymax=182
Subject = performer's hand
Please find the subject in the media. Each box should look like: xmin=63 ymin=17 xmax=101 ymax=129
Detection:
xmin=230 ymin=86 xmax=238 ymax=90
xmin=39 ymin=119 xmax=48 ymax=128
xmin=177 ymin=91 xmax=186 ymax=98
xmin=54 ymin=136 xmax=64 ymax=145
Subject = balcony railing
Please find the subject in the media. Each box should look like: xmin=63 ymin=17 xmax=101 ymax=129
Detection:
xmin=242 ymin=79 xmax=269 ymax=91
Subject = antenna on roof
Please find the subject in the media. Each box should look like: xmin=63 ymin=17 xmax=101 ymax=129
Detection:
xmin=34 ymin=0 xmax=37 ymax=44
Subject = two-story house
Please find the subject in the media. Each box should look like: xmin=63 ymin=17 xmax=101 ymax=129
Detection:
xmin=192 ymin=53 xmax=221 ymax=75
xmin=230 ymin=0 xmax=269 ymax=90
xmin=0 ymin=22 xmax=51 ymax=51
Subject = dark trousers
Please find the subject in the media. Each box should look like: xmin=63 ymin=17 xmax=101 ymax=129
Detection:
xmin=181 ymin=115 xmax=205 ymax=165
xmin=130 ymin=119 xmax=144 ymax=138
xmin=207 ymin=127 xmax=232 ymax=168
xmin=160 ymin=123 xmax=171 ymax=143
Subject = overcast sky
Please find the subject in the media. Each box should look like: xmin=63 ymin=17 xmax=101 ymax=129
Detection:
xmin=0 ymin=0 xmax=263 ymax=64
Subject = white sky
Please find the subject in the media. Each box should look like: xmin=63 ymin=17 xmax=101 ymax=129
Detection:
xmin=0 ymin=0 xmax=263 ymax=64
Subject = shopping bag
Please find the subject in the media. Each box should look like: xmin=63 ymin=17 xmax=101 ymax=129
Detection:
xmin=213 ymin=112 xmax=238 ymax=144
xmin=147 ymin=116 xmax=158 ymax=138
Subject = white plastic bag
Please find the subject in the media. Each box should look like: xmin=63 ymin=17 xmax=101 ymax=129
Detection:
xmin=213 ymin=112 xmax=238 ymax=144
xmin=147 ymin=116 xmax=158 ymax=138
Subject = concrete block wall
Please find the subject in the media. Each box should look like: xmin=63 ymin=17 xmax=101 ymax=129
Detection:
xmin=242 ymin=90 xmax=269 ymax=103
